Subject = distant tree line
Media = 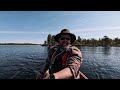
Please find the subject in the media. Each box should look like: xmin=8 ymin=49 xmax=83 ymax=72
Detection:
xmin=0 ymin=43 xmax=40 ymax=45
xmin=43 ymin=34 xmax=120 ymax=47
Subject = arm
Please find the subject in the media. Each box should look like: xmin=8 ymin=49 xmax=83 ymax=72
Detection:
xmin=41 ymin=46 xmax=57 ymax=79
xmin=40 ymin=60 xmax=50 ymax=74
xmin=40 ymin=56 xmax=51 ymax=78
xmin=41 ymin=47 xmax=53 ymax=75
xmin=53 ymin=67 xmax=73 ymax=79
xmin=36 ymin=48 xmax=52 ymax=79
xmin=36 ymin=58 xmax=50 ymax=79
xmin=68 ymin=47 xmax=83 ymax=78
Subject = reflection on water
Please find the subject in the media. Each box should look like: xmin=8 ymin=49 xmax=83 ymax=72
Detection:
xmin=0 ymin=45 xmax=120 ymax=79
xmin=102 ymin=47 xmax=111 ymax=55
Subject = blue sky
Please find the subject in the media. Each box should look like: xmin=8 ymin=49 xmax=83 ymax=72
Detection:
xmin=0 ymin=11 xmax=120 ymax=44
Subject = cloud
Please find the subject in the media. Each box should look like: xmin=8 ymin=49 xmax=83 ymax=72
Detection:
xmin=71 ymin=26 xmax=120 ymax=39
xmin=0 ymin=31 xmax=56 ymax=34
xmin=72 ymin=26 xmax=120 ymax=33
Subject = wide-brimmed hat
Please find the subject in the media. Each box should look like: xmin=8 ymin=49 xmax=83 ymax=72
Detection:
xmin=54 ymin=29 xmax=76 ymax=44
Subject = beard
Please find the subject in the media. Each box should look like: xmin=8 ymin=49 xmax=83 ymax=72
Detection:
xmin=61 ymin=41 xmax=70 ymax=47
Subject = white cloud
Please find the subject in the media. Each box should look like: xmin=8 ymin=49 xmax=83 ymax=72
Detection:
xmin=72 ymin=26 xmax=120 ymax=33
xmin=70 ymin=26 xmax=120 ymax=39
xmin=0 ymin=31 xmax=56 ymax=34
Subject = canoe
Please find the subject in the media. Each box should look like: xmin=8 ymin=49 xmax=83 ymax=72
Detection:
xmin=36 ymin=70 xmax=88 ymax=79
xmin=79 ymin=71 xmax=88 ymax=79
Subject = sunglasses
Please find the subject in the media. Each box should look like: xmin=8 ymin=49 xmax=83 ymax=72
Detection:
xmin=60 ymin=37 xmax=70 ymax=40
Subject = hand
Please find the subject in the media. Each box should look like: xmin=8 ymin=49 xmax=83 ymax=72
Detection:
xmin=42 ymin=72 xmax=50 ymax=79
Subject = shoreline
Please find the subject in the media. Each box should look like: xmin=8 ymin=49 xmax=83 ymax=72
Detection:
xmin=0 ymin=44 xmax=41 ymax=46
xmin=0 ymin=44 xmax=119 ymax=47
xmin=0 ymin=43 xmax=41 ymax=45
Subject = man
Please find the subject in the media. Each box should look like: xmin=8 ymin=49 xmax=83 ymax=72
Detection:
xmin=36 ymin=29 xmax=87 ymax=79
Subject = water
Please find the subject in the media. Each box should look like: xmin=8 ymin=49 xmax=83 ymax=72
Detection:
xmin=80 ymin=46 xmax=120 ymax=79
xmin=0 ymin=45 xmax=120 ymax=79
xmin=0 ymin=45 xmax=48 ymax=79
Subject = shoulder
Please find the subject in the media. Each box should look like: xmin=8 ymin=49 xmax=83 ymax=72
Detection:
xmin=70 ymin=46 xmax=82 ymax=58
xmin=48 ymin=45 xmax=59 ymax=53
xmin=49 ymin=45 xmax=59 ymax=51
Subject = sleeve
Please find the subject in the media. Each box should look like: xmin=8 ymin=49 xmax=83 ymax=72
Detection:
xmin=45 ymin=57 xmax=51 ymax=65
xmin=67 ymin=47 xmax=83 ymax=78
xmin=43 ymin=47 xmax=54 ymax=73
xmin=46 ymin=46 xmax=57 ymax=65
xmin=45 ymin=48 xmax=52 ymax=65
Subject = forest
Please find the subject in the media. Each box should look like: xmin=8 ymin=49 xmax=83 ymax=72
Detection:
xmin=43 ymin=34 xmax=120 ymax=47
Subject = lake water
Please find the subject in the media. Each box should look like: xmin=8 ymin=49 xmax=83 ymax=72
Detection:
xmin=0 ymin=45 xmax=120 ymax=79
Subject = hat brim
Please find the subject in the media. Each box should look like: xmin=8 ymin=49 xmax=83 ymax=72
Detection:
xmin=54 ymin=33 xmax=76 ymax=44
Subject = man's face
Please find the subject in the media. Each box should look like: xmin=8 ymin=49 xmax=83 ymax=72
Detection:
xmin=58 ymin=34 xmax=71 ymax=47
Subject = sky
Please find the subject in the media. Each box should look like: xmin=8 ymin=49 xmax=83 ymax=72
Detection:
xmin=0 ymin=11 xmax=120 ymax=44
